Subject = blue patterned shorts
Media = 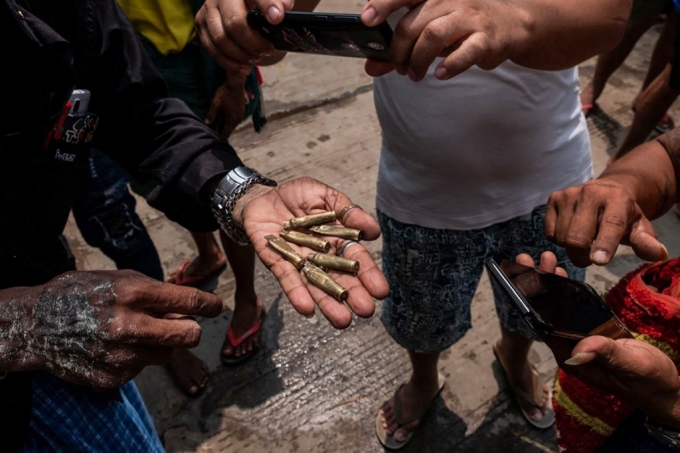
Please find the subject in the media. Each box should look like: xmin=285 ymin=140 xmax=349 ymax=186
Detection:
xmin=378 ymin=206 xmax=585 ymax=353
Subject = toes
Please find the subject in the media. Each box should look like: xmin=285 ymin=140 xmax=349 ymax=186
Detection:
xmin=379 ymin=409 xmax=388 ymax=429
xmin=394 ymin=428 xmax=408 ymax=443
xmin=394 ymin=420 xmax=418 ymax=442
xmin=528 ymin=408 xmax=544 ymax=422
xmin=382 ymin=406 xmax=394 ymax=422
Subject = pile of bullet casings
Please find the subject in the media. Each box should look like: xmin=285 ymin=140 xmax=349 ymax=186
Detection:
xmin=265 ymin=210 xmax=362 ymax=302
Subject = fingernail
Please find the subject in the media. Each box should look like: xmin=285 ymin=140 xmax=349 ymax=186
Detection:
xmin=592 ymin=250 xmax=610 ymax=265
xmin=434 ymin=66 xmax=448 ymax=79
xmin=407 ymin=68 xmax=417 ymax=81
xmin=362 ymin=7 xmax=376 ymax=24
xmin=305 ymin=312 xmax=318 ymax=324
xmin=267 ymin=6 xmax=281 ymax=22
xmin=240 ymin=66 xmax=252 ymax=76
xmin=564 ymin=352 xmax=596 ymax=366
xmin=660 ymin=243 xmax=669 ymax=261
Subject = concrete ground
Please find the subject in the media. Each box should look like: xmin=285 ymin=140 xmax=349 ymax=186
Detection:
xmin=63 ymin=5 xmax=680 ymax=452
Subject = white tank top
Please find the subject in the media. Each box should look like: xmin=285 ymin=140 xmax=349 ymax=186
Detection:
xmin=374 ymin=42 xmax=592 ymax=230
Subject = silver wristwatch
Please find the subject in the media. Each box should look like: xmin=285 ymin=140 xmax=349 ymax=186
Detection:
xmin=645 ymin=417 xmax=680 ymax=450
xmin=210 ymin=166 xmax=277 ymax=245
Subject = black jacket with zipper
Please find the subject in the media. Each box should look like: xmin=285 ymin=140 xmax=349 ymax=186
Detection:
xmin=1 ymin=0 xmax=244 ymax=448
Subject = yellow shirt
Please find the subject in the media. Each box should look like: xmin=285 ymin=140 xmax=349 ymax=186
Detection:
xmin=117 ymin=0 xmax=195 ymax=55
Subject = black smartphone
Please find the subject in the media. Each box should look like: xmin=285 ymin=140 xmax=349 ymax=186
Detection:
xmin=485 ymin=258 xmax=631 ymax=341
xmin=247 ymin=10 xmax=392 ymax=61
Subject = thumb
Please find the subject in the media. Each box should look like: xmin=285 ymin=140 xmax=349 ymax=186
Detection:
xmin=628 ymin=217 xmax=668 ymax=262
xmin=365 ymin=59 xmax=395 ymax=77
xmin=565 ymin=335 xmax=620 ymax=368
xmin=248 ymin=0 xmax=294 ymax=24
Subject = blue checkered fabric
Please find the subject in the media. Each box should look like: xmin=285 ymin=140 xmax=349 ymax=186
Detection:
xmin=378 ymin=205 xmax=586 ymax=353
xmin=21 ymin=372 xmax=165 ymax=453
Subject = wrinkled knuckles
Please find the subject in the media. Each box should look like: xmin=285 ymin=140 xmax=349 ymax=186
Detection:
xmin=182 ymin=324 xmax=202 ymax=348
xmin=564 ymin=233 xmax=593 ymax=250
xmin=547 ymin=191 xmax=563 ymax=207
xmin=394 ymin=19 xmax=421 ymax=43
xmin=600 ymin=214 xmax=630 ymax=230
xmin=183 ymin=287 xmax=203 ymax=313
xmin=421 ymin=20 xmax=449 ymax=45
xmin=223 ymin=15 xmax=246 ymax=35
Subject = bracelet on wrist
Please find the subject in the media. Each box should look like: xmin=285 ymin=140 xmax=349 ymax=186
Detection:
xmin=210 ymin=166 xmax=277 ymax=245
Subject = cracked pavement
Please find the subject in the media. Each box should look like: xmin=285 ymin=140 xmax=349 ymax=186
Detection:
xmin=64 ymin=4 xmax=679 ymax=452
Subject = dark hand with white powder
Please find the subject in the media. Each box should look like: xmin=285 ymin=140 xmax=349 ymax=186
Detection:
xmin=0 ymin=270 xmax=224 ymax=389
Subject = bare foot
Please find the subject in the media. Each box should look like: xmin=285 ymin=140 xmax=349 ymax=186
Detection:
xmin=379 ymin=379 xmax=440 ymax=443
xmin=167 ymin=254 xmax=227 ymax=285
xmin=222 ymin=294 xmax=263 ymax=360
xmin=494 ymin=340 xmax=551 ymax=423
xmin=168 ymin=348 xmax=209 ymax=396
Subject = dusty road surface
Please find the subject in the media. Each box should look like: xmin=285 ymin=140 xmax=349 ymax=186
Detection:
xmin=64 ymin=4 xmax=679 ymax=452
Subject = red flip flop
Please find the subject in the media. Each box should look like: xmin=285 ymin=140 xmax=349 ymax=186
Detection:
xmin=221 ymin=311 xmax=265 ymax=365
xmin=171 ymin=259 xmax=227 ymax=287
xmin=655 ymin=112 xmax=675 ymax=134
xmin=581 ymin=103 xmax=595 ymax=117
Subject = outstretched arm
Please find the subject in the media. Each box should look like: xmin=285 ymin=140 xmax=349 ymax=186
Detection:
xmin=546 ymin=128 xmax=679 ymax=267
xmin=195 ymin=0 xmax=321 ymax=72
xmin=361 ymin=0 xmax=632 ymax=80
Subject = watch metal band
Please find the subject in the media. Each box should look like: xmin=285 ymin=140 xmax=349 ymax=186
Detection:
xmin=210 ymin=166 xmax=276 ymax=245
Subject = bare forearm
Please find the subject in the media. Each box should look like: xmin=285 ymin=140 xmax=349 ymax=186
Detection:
xmin=657 ymin=127 xmax=680 ymax=202
xmin=598 ymin=138 xmax=678 ymax=219
xmin=510 ymin=0 xmax=631 ymax=70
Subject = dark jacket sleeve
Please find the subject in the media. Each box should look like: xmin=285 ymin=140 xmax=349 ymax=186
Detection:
xmin=86 ymin=0 xmax=242 ymax=232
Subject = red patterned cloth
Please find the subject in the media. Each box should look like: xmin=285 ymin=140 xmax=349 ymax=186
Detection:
xmin=553 ymin=258 xmax=680 ymax=453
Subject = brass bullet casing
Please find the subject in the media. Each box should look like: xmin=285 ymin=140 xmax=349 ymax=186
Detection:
xmin=283 ymin=211 xmax=336 ymax=230
xmin=308 ymin=225 xmax=363 ymax=241
xmin=265 ymin=235 xmax=306 ymax=270
xmin=307 ymin=253 xmax=360 ymax=274
xmin=302 ymin=263 xmax=348 ymax=302
xmin=280 ymin=230 xmax=330 ymax=253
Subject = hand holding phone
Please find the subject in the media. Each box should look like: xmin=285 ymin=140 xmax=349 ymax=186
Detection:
xmin=485 ymin=255 xmax=632 ymax=368
xmin=247 ymin=10 xmax=392 ymax=60
xmin=487 ymin=258 xmax=630 ymax=339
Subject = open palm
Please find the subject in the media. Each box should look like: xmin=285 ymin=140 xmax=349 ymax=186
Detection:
xmin=240 ymin=177 xmax=390 ymax=329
